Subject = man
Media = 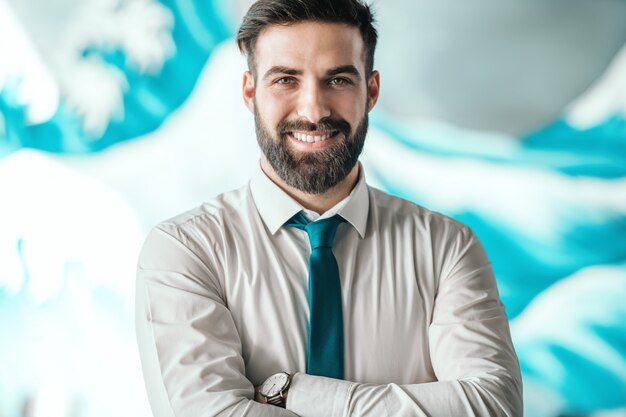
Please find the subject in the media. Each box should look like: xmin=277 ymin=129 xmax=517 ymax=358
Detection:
xmin=135 ymin=0 xmax=523 ymax=416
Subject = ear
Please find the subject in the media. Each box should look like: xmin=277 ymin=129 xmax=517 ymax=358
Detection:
xmin=366 ymin=70 xmax=380 ymax=112
xmin=242 ymin=70 xmax=255 ymax=114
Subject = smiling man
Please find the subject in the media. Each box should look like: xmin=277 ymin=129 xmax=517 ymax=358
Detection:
xmin=246 ymin=19 xmax=374 ymax=207
xmin=135 ymin=1 xmax=522 ymax=416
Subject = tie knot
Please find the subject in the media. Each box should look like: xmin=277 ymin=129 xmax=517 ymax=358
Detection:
xmin=306 ymin=215 xmax=345 ymax=248
xmin=285 ymin=212 xmax=345 ymax=249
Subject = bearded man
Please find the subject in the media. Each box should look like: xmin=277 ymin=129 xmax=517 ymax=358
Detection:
xmin=135 ymin=1 xmax=522 ymax=416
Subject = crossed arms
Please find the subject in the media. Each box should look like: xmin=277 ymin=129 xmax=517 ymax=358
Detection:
xmin=135 ymin=225 xmax=523 ymax=417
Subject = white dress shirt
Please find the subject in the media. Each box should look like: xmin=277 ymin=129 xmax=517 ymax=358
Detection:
xmin=135 ymin=164 xmax=522 ymax=417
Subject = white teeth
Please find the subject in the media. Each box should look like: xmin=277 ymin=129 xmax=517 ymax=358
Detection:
xmin=292 ymin=132 xmax=333 ymax=143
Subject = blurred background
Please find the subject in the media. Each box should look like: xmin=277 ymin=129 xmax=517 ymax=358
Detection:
xmin=1 ymin=0 xmax=626 ymax=416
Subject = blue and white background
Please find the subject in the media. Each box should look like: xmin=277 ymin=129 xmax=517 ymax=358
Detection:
xmin=1 ymin=0 xmax=626 ymax=416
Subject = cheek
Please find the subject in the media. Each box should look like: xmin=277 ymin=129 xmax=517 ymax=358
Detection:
xmin=257 ymin=91 xmax=294 ymax=125
xmin=335 ymin=95 xmax=366 ymax=124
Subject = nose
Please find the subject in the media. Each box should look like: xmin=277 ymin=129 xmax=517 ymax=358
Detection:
xmin=296 ymin=81 xmax=331 ymax=123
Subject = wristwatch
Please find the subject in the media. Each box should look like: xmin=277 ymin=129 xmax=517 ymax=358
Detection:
xmin=259 ymin=372 xmax=291 ymax=408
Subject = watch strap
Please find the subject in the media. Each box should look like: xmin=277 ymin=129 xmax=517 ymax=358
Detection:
xmin=265 ymin=393 xmax=286 ymax=407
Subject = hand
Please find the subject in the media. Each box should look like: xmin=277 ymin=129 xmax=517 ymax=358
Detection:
xmin=254 ymin=385 xmax=264 ymax=403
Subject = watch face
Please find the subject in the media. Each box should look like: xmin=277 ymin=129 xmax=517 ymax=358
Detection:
xmin=260 ymin=373 xmax=289 ymax=397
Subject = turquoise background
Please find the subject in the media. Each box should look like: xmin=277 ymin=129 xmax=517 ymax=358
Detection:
xmin=1 ymin=1 xmax=625 ymax=416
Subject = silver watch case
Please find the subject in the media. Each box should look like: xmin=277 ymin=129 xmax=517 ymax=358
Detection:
xmin=260 ymin=372 xmax=291 ymax=407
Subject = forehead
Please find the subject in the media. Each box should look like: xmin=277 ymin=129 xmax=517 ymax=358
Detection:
xmin=254 ymin=21 xmax=365 ymax=74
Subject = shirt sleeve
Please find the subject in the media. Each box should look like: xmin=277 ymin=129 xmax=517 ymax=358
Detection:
xmin=286 ymin=224 xmax=523 ymax=417
xmin=135 ymin=225 xmax=298 ymax=417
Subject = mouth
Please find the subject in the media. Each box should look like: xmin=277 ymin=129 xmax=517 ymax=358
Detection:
xmin=287 ymin=130 xmax=340 ymax=144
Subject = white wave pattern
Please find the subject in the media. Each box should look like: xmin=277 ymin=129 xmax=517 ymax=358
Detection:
xmin=567 ymin=42 xmax=626 ymax=129
xmin=0 ymin=150 xmax=148 ymax=417
xmin=0 ymin=0 xmax=59 ymax=124
xmin=1 ymin=0 xmax=174 ymax=135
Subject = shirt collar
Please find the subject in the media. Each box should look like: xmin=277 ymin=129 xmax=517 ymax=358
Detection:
xmin=250 ymin=162 xmax=369 ymax=238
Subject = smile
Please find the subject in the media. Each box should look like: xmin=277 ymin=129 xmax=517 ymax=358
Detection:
xmin=290 ymin=130 xmax=338 ymax=143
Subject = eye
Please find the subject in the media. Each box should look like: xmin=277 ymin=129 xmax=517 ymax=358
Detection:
xmin=275 ymin=77 xmax=294 ymax=85
xmin=329 ymin=77 xmax=352 ymax=86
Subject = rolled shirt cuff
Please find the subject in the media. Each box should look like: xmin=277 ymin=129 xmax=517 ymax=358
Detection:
xmin=286 ymin=373 xmax=356 ymax=417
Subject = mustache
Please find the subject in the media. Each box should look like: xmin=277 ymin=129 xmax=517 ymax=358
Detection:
xmin=277 ymin=117 xmax=351 ymax=136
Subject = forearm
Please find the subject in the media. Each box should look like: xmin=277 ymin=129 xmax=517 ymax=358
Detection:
xmin=287 ymin=227 xmax=523 ymax=417
xmin=136 ymin=227 xmax=299 ymax=417
xmin=287 ymin=373 xmax=522 ymax=417
xmin=137 ymin=287 xmax=299 ymax=417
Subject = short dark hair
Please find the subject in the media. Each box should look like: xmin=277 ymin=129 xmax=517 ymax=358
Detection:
xmin=237 ymin=0 xmax=377 ymax=76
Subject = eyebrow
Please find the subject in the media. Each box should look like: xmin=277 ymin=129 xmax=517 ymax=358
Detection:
xmin=262 ymin=66 xmax=302 ymax=81
xmin=262 ymin=65 xmax=362 ymax=81
xmin=327 ymin=65 xmax=362 ymax=80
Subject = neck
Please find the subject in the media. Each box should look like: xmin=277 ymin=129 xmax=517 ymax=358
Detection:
xmin=260 ymin=157 xmax=359 ymax=215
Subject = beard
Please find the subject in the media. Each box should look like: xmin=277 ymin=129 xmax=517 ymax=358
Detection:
xmin=254 ymin=107 xmax=368 ymax=195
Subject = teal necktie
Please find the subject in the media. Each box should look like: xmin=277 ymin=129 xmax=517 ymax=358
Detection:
xmin=285 ymin=212 xmax=346 ymax=379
